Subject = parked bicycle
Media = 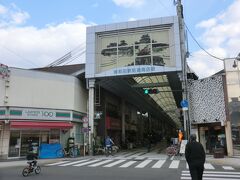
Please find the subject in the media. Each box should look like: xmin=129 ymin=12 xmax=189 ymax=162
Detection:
xmin=22 ymin=155 xmax=41 ymax=177
xmin=56 ymin=146 xmax=77 ymax=158
xmin=166 ymin=144 xmax=179 ymax=157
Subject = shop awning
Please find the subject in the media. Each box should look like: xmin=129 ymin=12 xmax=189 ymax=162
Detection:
xmin=10 ymin=121 xmax=73 ymax=129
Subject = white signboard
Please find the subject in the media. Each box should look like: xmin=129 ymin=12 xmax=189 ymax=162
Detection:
xmin=179 ymin=140 xmax=188 ymax=154
xmin=9 ymin=107 xmax=71 ymax=121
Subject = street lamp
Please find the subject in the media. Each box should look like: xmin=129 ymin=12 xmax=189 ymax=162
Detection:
xmin=232 ymin=53 xmax=240 ymax=68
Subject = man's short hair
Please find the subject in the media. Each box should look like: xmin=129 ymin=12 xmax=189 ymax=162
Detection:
xmin=190 ymin=134 xmax=196 ymax=142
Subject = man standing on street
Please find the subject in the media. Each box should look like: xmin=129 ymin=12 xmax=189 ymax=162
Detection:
xmin=185 ymin=134 xmax=206 ymax=180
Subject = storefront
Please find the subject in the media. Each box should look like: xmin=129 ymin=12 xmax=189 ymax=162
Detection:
xmin=0 ymin=107 xmax=85 ymax=159
xmin=197 ymin=123 xmax=226 ymax=154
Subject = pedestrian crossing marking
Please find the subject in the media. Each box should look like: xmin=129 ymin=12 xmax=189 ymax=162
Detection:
xmin=59 ymin=159 xmax=90 ymax=166
xmin=222 ymin=166 xmax=235 ymax=170
xmin=152 ymin=160 xmax=166 ymax=168
xmin=135 ymin=160 xmax=152 ymax=168
xmin=45 ymin=158 xmax=236 ymax=171
xmin=182 ymin=170 xmax=240 ymax=175
xmin=169 ymin=160 xmax=180 ymax=168
xmin=73 ymin=159 xmax=101 ymax=167
xmin=181 ymin=170 xmax=240 ymax=180
xmin=46 ymin=161 xmax=70 ymax=166
xmin=119 ymin=161 xmax=137 ymax=168
xmin=89 ymin=159 xmax=114 ymax=167
xmin=135 ymin=156 xmax=145 ymax=160
xmin=204 ymin=163 xmax=215 ymax=169
xmin=103 ymin=160 xmax=127 ymax=167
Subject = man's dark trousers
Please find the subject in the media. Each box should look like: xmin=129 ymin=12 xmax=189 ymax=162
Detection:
xmin=189 ymin=164 xmax=204 ymax=180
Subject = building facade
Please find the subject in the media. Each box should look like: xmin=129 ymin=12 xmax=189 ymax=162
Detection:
xmin=0 ymin=67 xmax=87 ymax=159
xmin=225 ymin=59 xmax=240 ymax=156
xmin=188 ymin=74 xmax=233 ymax=156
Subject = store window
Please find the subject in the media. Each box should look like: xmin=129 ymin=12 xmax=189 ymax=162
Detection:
xmin=49 ymin=129 xmax=60 ymax=144
xmin=20 ymin=130 xmax=40 ymax=157
xmin=75 ymin=124 xmax=83 ymax=144
xmin=8 ymin=131 xmax=20 ymax=157
xmin=41 ymin=131 xmax=49 ymax=144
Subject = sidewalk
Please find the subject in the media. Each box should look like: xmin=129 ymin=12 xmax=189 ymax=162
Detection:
xmin=0 ymin=158 xmax=60 ymax=168
xmin=206 ymin=155 xmax=240 ymax=168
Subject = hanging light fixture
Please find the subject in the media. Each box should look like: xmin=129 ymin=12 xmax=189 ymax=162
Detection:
xmin=232 ymin=53 xmax=240 ymax=68
xmin=233 ymin=60 xmax=237 ymax=68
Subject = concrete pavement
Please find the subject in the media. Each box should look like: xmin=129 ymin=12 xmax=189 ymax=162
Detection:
xmin=206 ymin=156 xmax=240 ymax=168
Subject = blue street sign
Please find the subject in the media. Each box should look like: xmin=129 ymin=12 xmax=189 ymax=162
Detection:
xmin=180 ymin=100 xmax=188 ymax=108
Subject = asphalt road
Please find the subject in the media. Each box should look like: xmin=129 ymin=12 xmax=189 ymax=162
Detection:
xmin=0 ymin=164 xmax=182 ymax=180
xmin=1 ymin=160 xmax=240 ymax=180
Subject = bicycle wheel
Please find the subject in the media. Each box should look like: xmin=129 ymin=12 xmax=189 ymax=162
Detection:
xmin=56 ymin=149 xmax=64 ymax=158
xmin=35 ymin=166 xmax=41 ymax=174
xmin=69 ymin=148 xmax=74 ymax=158
xmin=22 ymin=167 xmax=29 ymax=177
xmin=105 ymin=147 xmax=110 ymax=157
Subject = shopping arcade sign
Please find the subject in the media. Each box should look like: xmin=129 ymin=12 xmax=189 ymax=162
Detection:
xmin=0 ymin=107 xmax=86 ymax=122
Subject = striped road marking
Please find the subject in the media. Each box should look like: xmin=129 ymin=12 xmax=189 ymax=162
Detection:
xmin=222 ymin=166 xmax=235 ymax=170
xmin=119 ymin=161 xmax=137 ymax=168
xmin=181 ymin=170 xmax=240 ymax=180
xmin=46 ymin=161 xmax=70 ymax=166
xmin=169 ymin=160 xmax=180 ymax=169
xmin=104 ymin=160 xmax=127 ymax=167
xmin=89 ymin=160 xmax=114 ymax=167
xmin=59 ymin=159 xmax=90 ymax=166
xmin=152 ymin=160 xmax=166 ymax=168
xmin=204 ymin=163 xmax=215 ymax=169
xmin=73 ymin=159 xmax=101 ymax=167
xmin=135 ymin=160 xmax=152 ymax=168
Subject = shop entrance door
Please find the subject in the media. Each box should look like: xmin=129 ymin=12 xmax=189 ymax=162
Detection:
xmin=20 ymin=131 xmax=40 ymax=157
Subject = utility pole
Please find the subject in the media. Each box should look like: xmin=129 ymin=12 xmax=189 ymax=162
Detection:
xmin=176 ymin=0 xmax=190 ymax=139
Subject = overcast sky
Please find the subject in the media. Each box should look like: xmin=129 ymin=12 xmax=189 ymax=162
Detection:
xmin=0 ymin=0 xmax=239 ymax=78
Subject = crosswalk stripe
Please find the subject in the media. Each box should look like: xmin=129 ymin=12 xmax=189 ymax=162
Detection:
xmin=152 ymin=160 xmax=166 ymax=168
xmin=73 ymin=159 xmax=101 ymax=167
xmin=135 ymin=156 xmax=146 ymax=160
xmin=59 ymin=159 xmax=90 ymax=166
xmin=119 ymin=161 xmax=137 ymax=168
xmin=46 ymin=161 xmax=70 ymax=166
xmin=169 ymin=160 xmax=180 ymax=168
xmin=89 ymin=160 xmax=114 ymax=167
xmin=104 ymin=160 xmax=127 ymax=167
xmin=135 ymin=160 xmax=152 ymax=168
xmin=181 ymin=170 xmax=240 ymax=180
xmin=182 ymin=171 xmax=240 ymax=175
xmin=182 ymin=172 xmax=240 ymax=178
xmin=45 ymin=158 xmax=235 ymax=171
xmin=222 ymin=166 xmax=235 ymax=170
xmin=204 ymin=163 xmax=215 ymax=169
xmin=181 ymin=177 xmax=240 ymax=180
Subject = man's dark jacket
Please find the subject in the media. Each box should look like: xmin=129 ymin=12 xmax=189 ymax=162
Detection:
xmin=185 ymin=141 xmax=206 ymax=167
